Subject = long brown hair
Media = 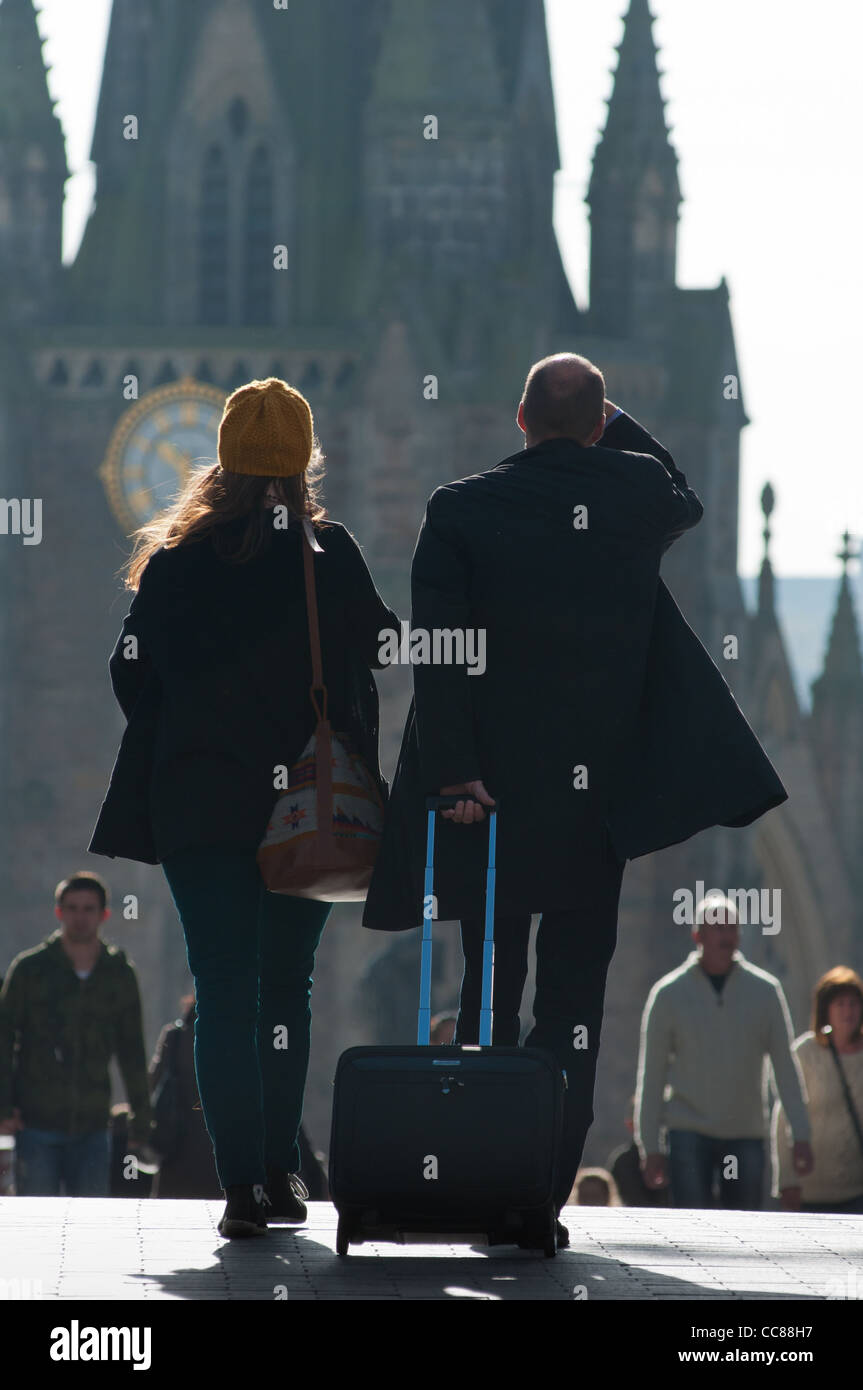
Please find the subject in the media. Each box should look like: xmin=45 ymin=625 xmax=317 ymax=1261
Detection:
xmin=121 ymin=441 xmax=328 ymax=592
xmin=811 ymin=966 xmax=863 ymax=1047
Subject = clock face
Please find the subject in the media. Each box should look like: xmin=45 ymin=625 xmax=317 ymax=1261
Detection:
xmin=99 ymin=380 xmax=227 ymax=533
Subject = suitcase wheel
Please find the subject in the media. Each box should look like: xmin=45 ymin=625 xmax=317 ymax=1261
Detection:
xmin=336 ymin=1213 xmax=354 ymax=1257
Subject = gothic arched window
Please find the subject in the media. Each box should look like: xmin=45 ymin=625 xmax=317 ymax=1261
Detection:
xmin=228 ymin=97 xmax=249 ymax=139
xmin=199 ymin=145 xmax=229 ymax=324
xmin=244 ymin=145 xmax=274 ymax=325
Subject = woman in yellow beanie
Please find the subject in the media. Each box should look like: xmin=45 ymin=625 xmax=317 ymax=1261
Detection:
xmin=89 ymin=378 xmax=399 ymax=1238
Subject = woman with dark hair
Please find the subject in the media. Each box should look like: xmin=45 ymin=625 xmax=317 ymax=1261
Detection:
xmin=89 ymin=378 xmax=398 ymax=1238
xmin=772 ymin=966 xmax=863 ymax=1213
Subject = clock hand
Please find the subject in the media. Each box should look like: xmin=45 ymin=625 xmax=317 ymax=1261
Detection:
xmin=155 ymin=439 xmax=191 ymax=475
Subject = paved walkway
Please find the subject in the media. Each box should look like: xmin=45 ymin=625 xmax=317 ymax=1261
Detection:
xmin=1 ymin=1199 xmax=862 ymax=1301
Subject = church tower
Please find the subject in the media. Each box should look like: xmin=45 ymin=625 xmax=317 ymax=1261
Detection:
xmin=587 ymin=0 xmax=681 ymax=339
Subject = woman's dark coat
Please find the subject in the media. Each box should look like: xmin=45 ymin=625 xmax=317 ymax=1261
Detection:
xmin=361 ymin=412 xmax=787 ymax=932
xmin=88 ymin=515 xmax=398 ymax=865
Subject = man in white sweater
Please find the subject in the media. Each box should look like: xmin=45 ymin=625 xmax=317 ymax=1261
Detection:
xmin=635 ymin=894 xmax=813 ymax=1209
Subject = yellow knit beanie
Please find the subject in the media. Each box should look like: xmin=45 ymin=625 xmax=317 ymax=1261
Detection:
xmin=218 ymin=377 xmax=314 ymax=476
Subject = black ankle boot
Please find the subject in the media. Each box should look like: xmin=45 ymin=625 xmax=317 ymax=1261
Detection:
xmin=217 ymin=1183 xmax=270 ymax=1238
xmin=264 ymin=1167 xmax=309 ymax=1223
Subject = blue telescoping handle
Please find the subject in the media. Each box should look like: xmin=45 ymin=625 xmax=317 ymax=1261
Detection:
xmin=419 ymin=795 xmax=498 ymax=1047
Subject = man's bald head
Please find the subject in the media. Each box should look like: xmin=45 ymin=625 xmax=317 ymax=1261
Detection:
xmin=519 ymin=353 xmax=606 ymax=447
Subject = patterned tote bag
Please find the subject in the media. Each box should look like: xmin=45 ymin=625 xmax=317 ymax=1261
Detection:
xmin=257 ymin=520 xmax=385 ymax=900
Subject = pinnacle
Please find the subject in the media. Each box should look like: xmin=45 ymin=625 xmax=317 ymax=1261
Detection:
xmin=0 ymin=0 xmax=67 ymax=156
xmin=589 ymin=0 xmax=679 ymax=187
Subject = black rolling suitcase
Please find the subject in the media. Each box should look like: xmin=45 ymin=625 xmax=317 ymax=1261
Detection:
xmin=329 ymin=796 xmax=565 ymax=1257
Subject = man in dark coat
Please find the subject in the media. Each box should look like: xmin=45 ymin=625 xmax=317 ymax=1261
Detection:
xmin=362 ymin=353 xmax=787 ymax=1224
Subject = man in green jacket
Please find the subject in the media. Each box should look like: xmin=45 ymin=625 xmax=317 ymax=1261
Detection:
xmin=0 ymin=871 xmax=154 ymax=1195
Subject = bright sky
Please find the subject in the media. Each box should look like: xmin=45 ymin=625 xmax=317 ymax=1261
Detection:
xmin=29 ymin=0 xmax=863 ymax=578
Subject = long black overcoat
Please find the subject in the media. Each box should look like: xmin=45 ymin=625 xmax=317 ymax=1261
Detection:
xmin=88 ymin=515 xmax=398 ymax=865
xmin=361 ymin=412 xmax=787 ymax=931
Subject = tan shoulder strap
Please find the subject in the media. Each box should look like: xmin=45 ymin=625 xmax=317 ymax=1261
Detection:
xmin=301 ymin=520 xmax=327 ymax=721
xmin=299 ymin=519 xmax=333 ymax=842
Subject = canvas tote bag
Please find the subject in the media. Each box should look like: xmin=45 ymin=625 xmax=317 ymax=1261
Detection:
xmin=257 ymin=519 xmax=385 ymax=900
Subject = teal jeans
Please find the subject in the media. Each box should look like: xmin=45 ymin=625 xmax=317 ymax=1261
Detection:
xmin=162 ymin=846 xmax=331 ymax=1189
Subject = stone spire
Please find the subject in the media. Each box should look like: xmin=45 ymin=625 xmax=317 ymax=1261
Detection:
xmin=87 ymin=0 xmax=159 ymax=198
xmin=747 ymin=482 xmax=803 ymax=745
xmin=810 ymin=532 xmax=863 ymax=884
xmin=587 ymin=0 xmax=682 ymax=336
xmin=812 ymin=533 xmax=863 ymax=700
xmin=0 ymin=0 xmax=66 ymax=148
xmin=0 ymin=0 xmax=68 ymax=321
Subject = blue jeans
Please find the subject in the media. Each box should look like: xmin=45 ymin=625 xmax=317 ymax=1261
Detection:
xmin=14 ymin=1128 xmax=111 ymax=1196
xmin=161 ymin=845 xmax=331 ymax=1189
xmin=668 ymin=1129 xmax=765 ymax=1210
